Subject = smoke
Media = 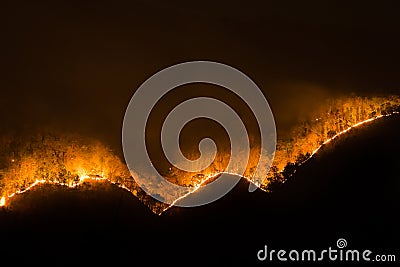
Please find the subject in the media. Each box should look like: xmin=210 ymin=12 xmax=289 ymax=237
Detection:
xmin=264 ymin=82 xmax=333 ymax=135
xmin=2 ymin=0 xmax=400 ymax=157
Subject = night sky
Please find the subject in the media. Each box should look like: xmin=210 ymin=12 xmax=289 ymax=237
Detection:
xmin=2 ymin=1 xmax=400 ymax=152
xmin=2 ymin=2 xmax=400 ymax=264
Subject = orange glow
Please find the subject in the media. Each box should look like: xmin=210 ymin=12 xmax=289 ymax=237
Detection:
xmin=0 ymin=96 xmax=399 ymax=214
xmin=268 ymin=96 xmax=400 ymax=175
xmin=0 ymin=135 xmax=140 ymax=209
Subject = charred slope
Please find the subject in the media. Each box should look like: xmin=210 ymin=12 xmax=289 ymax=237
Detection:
xmin=0 ymin=115 xmax=399 ymax=265
xmin=0 ymin=182 xmax=158 ymax=264
xmin=159 ymin=114 xmax=400 ymax=264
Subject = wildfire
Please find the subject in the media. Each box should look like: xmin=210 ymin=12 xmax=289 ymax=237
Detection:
xmin=0 ymin=174 xmax=132 ymax=209
xmin=158 ymin=170 xmax=254 ymax=214
xmin=0 ymin=134 xmax=139 ymax=209
xmin=0 ymin=96 xmax=399 ymax=214
xmin=308 ymin=112 xmax=399 ymax=160
xmin=270 ymin=96 xmax=400 ymax=173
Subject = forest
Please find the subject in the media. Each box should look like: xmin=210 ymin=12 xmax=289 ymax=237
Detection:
xmin=1 ymin=95 xmax=399 ymax=213
xmin=0 ymin=133 xmax=167 ymax=214
xmin=264 ymin=95 xmax=400 ymax=191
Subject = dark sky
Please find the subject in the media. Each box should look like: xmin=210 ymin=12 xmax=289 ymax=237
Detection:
xmin=2 ymin=0 xmax=400 ymax=153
